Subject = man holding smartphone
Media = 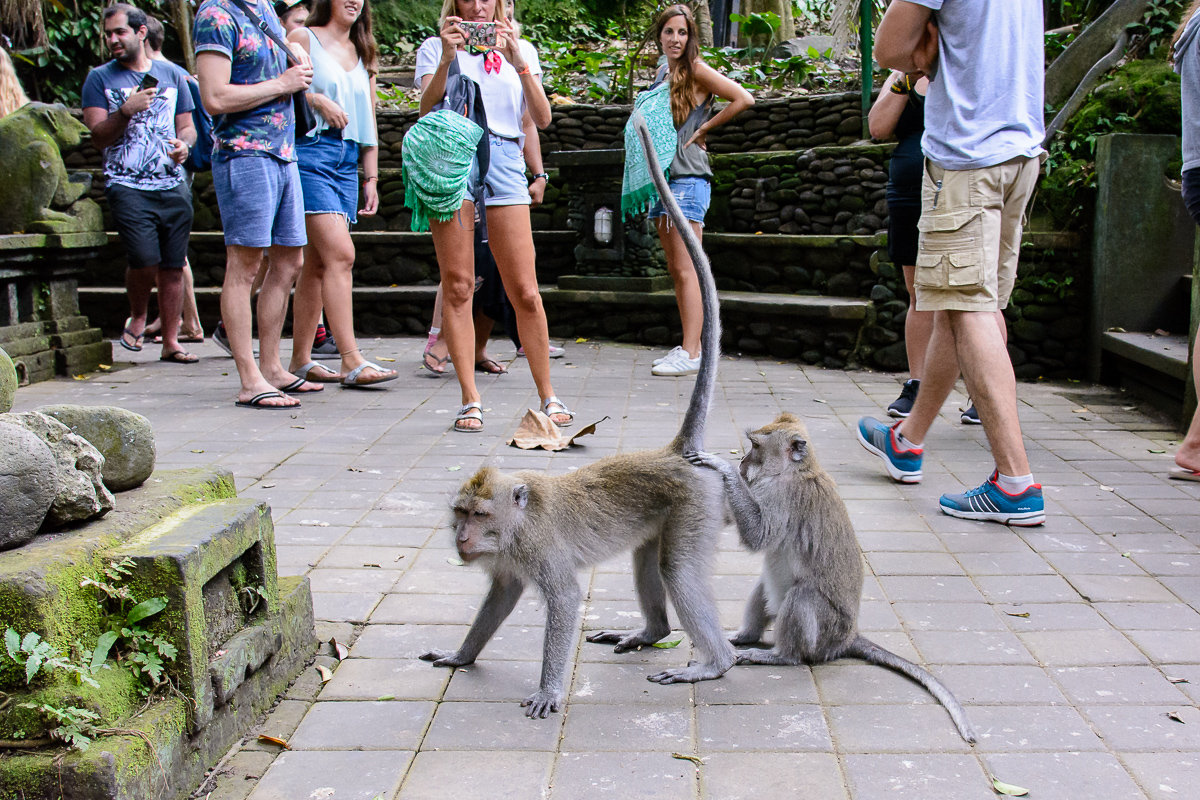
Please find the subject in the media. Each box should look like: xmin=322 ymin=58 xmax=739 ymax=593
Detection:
xmin=83 ymin=3 xmax=198 ymax=363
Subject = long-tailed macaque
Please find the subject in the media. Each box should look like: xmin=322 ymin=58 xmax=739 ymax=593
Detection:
xmin=687 ymin=414 xmax=977 ymax=743
xmin=420 ymin=115 xmax=735 ymax=718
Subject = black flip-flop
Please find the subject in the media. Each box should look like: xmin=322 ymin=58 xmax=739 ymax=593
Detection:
xmin=279 ymin=376 xmax=324 ymax=394
xmin=119 ymin=321 xmax=144 ymax=352
xmin=160 ymin=350 xmax=199 ymax=364
xmin=235 ymin=391 xmax=299 ymax=410
xmin=475 ymin=358 xmax=508 ymax=375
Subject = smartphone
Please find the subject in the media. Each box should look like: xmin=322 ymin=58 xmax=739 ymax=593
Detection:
xmin=458 ymin=20 xmax=497 ymax=49
xmin=138 ymin=72 xmax=159 ymax=91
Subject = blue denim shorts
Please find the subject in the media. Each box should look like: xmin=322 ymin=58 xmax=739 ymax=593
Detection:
xmin=212 ymin=154 xmax=306 ymax=248
xmin=649 ymin=176 xmax=711 ymax=226
xmin=470 ymin=135 xmax=531 ymax=207
xmin=297 ymin=131 xmax=360 ymax=224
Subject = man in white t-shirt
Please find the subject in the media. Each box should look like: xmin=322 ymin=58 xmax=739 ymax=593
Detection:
xmin=856 ymin=0 xmax=1046 ymax=527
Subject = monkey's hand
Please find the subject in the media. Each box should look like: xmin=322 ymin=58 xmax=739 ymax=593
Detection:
xmin=419 ymin=649 xmax=474 ymax=667
xmin=648 ymin=661 xmax=729 ymax=684
xmin=520 ymin=689 xmax=562 ymax=719
xmin=586 ymin=629 xmax=668 ymax=653
xmin=734 ymin=648 xmax=790 ymax=666
xmin=684 ymin=450 xmax=736 ymax=478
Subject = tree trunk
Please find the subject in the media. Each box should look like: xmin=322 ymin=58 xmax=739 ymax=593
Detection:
xmin=745 ymin=0 xmax=795 ymax=43
xmin=168 ymin=0 xmax=195 ymax=73
xmin=1044 ymin=0 xmax=1149 ymax=109
xmin=692 ymin=1 xmax=715 ymax=48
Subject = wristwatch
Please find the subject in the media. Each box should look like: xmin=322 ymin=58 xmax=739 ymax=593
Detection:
xmin=532 ymin=172 xmax=549 ymax=183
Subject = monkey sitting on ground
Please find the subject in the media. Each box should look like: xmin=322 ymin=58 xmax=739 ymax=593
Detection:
xmin=419 ymin=114 xmax=735 ymax=719
xmin=686 ymin=414 xmax=977 ymax=743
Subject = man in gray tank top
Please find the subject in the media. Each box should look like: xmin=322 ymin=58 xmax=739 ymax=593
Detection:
xmin=855 ymin=0 xmax=1046 ymax=527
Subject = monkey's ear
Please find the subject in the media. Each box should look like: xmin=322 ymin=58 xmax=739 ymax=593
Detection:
xmin=512 ymin=484 xmax=530 ymax=509
xmin=789 ymin=436 xmax=808 ymax=462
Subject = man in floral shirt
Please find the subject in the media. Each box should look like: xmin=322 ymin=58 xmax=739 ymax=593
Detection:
xmin=195 ymin=0 xmax=320 ymax=409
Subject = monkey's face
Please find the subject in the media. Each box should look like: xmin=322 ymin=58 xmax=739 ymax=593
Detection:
xmin=740 ymin=418 xmax=811 ymax=482
xmin=450 ymin=470 xmax=530 ymax=563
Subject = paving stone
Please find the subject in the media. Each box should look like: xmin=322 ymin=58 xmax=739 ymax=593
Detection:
xmin=877 ymin=575 xmax=986 ymax=603
xmin=909 ymin=630 xmax=1036 ymax=665
xmin=248 ymin=749 xmax=412 ymax=800
xmin=700 ymin=752 xmax=848 ymax=800
xmin=997 ymin=602 xmax=1109 ymax=631
xmin=692 ymin=661 xmax=818 ymax=705
xmin=975 ymin=575 xmax=1084 ymax=603
xmin=855 ymin=531 xmax=945 ymax=553
xmin=350 ymin=623 xmax=554 ymax=661
xmin=244 ymin=699 xmax=311 ymax=748
xmin=696 ymin=703 xmax=831 ymax=752
xmin=201 ymin=750 xmax=278 ymax=800
xmin=1018 ymin=629 xmax=1148 ymax=666
xmin=1081 ymin=705 xmax=1200 ymax=750
xmin=397 ymin=751 xmax=553 ymax=800
xmin=1042 ymin=550 xmax=1146 ymax=575
xmin=1158 ymin=664 xmax=1200 ymax=702
xmin=305 ymin=567 xmax=405 ymax=594
xmin=424 ymin=700 xmax=565 ymax=750
xmin=1122 ymin=629 xmax=1200 ymax=663
xmin=562 ymin=703 xmax=691 ymax=752
xmin=982 ymin=751 xmax=1148 ymax=800
xmin=933 ymin=665 xmax=1066 ymax=705
xmin=569 ymin=662 xmax=696 ymax=705
xmin=317 ymin=544 xmax=419 ymax=569
xmin=444 ymin=658 xmax=564 ymax=703
xmin=1095 ymin=601 xmax=1200 ymax=632
xmin=828 ymin=705 xmax=973 ymax=752
xmin=953 ymin=550 xmax=1056 ymax=575
xmin=1020 ymin=531 xmax=1116 ymax=552
xmin=318 ymin=657 xmax=450 ymax=701
xmin=967 ymin=705 xmax=1107 ymax=751
xmin=1131 ymin=552 xmax=1200 ymax=576
xmin=892 ymin=602 xmax=1006 ymax=631
xmin=370 ymin=592 xmax=547 ymax=625
xmin=1051 ymin=665 xmax=1190 ymax=705
xmin=812 ymin=663 xmax=938 ymax=705
xmin=864 ymin=552 xmax=965 ymax=576
xmin=1120 ymin=752 xmax=1200 ymax=800
xmin=549 ymin=752 xmax=696 ymax=800
xmin=310 ymin=591 xmax=382 ymax=623
xmin=1108 ymin=532 xmax=1197 ymax=553
xmin=287 ymin=700 xmax=435 ymax=750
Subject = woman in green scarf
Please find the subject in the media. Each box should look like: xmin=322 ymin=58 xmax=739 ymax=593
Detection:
xmin=637 ymin=4 xmax=753 ymax=378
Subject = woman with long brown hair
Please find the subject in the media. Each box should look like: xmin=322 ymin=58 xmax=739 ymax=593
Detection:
xmin=286 ymin=0 xmax=398 ymax=388
xmin=643 ymin=4 xmax=753 ymax=376
xmin=1171 ymin=0 xmax=1200 ymax=479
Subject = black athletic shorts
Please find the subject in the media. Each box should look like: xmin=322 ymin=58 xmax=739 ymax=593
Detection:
xmin=1184 ymin=168 xmax=1200 ymax=227
xmin=106 ymin=181 xmax=193 ymax=269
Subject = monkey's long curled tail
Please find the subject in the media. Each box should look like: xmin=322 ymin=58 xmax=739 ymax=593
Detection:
xmin=845 ymin=635 xmax=978 ymax=744
xmin=630 ymin=113 xmax=720 ymax=455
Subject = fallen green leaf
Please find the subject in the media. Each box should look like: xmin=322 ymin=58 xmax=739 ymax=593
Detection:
xmin=671 ymin=752 xmax=704 ymax=765
xmin=991 ymin=776 xmax=1029 ymax=796
xmin=447 ymin=466 xmax=462 ymax=472
xmin=447 ymin=556 xmax=464 ymax=566
xmin=652 ymin=639 xmax=683 ymax=649
xmin=1148 ymin=449 xmax=1166 ymax=454
xmin=378 ymin=694 xmax=395 ymax=701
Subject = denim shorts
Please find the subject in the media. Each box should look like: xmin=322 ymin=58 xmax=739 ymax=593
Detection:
xmin=649 ymin=176 xmax=712 ymax=225
xmin=212 ymin=154 xmax=306 ymax=248
xmin=297 ymin=131 xmax=360 ymax=224
xmin=1184 ymin=168 xmax=1200 ymax=227
xmin=106 ymin=180 xmax=193 ymax=269
xmin=470 ymin=135 xmax=531 ymax=207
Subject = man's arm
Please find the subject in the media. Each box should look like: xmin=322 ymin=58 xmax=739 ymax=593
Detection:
xmin=195 ymin=51 xmax=311 ymax=116
xmin=875 ymin=1 xmax=937 ymax=74
xmin=82 ymin=76 xmax=157 ymax=150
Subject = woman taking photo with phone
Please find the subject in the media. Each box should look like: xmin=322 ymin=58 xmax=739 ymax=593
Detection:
xmin=642 ymin=4 xmax=753 ymax=377
xmin=415 ymin=0 xmax=569 ymax=433
xmin=286 ymin=0 xmax=397 ymax=388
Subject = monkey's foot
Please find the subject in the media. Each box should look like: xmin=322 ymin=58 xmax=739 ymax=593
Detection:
xmin=521 ymin=690 xmax=562 ymax=719
xmin=586 ymin=629 xmax=670 ymax=653
xmin=729 ymin=632 xmax=767 ymax=647
xmin=419 ymin=649 xmax=474 ymax=667
xmin=647 ymin=661 xmax=729 ymax=684
xmin=734 ymin=648 xmax=790 ymax=666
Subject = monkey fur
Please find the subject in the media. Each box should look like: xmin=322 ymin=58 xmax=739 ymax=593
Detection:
xmin=420 ymin=114 xmax=735 ymax=718
xmin=686 ymin=413 xmax=978 ymax=743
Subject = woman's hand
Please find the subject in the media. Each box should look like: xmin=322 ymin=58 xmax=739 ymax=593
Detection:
xmin=440 ymin=15 xmax=466 ymax=63
xmin=311 ymin=94 xmax=349 ymax=128
xmin=684 ymin=127 xmax=708 ymax=151
xmin=360 ymin=179 xmax=379 ymax=216
xmin=496 ymin=18 xmax=522 ymax=68
xmin=529 ymin=176 xmax=546 ymax=205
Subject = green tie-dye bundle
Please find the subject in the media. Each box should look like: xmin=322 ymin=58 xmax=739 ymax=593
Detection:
xmin=621 ymin=83 xmax=677 ymax=220
xmin=402 ymin=109 xmax=485 ymax=232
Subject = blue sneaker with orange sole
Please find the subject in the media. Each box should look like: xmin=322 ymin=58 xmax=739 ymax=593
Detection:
xmin=939 ymin=472 xmax=1045 ymax=526
xmin=856 ymin=417 xmax=923 ymax=483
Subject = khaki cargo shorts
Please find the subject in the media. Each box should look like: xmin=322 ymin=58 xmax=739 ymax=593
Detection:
xmin=913 ymin=155 xmax=1041 ymax=312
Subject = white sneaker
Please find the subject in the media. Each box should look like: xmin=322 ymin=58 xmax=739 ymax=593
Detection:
xmin=651 ymin=349 xmax=701 ymax=376
xmin=517 ymin=345 xmax=565 ymax=359
xmin=653 ymin=346 xmax=684 ymax=366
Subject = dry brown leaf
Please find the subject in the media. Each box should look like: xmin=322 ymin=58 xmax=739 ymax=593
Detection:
xmin=363 ymin=563 xmax=381 ymax=568
xmin=1167 ymin=711 xmax=1186 ymax=724
xmin=331 ymin=639 xmax=348 ymax=661
xmin=507 ymin=409 xmax=609 ymax=451
xmin=316 ymin=664 xmax=333 ymax=683
xmin=257 ymin=735 xmax=290 ymax=749
xmin=1004 ymin=611 xmax=1031 ymax=618
xmin=1168 ymin=676 xmax=1189 ymax=684
xmin=671 ymin=753 xmax=704 ymax=765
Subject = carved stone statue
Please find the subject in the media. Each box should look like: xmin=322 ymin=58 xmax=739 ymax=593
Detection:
xmin=0 ymin=103 xmax=102 ymax=235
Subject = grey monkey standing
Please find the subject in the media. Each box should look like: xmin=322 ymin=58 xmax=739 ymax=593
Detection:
xmin=687 ymin=413 xmax=978 ymax=743
xmin=419 ymin=113 xmax=735 ymax=718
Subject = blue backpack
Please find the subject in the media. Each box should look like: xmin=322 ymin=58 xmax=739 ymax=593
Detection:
xmin=182 ymin=76 xmax=214 ymax=173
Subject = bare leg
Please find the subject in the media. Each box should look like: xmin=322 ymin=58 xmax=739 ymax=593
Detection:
xmin=902 ymin=264 xmax=933 ymax=381
xmin=430 ymin=203 xmax=481 ymax=422
xmin=474 ymin=308 xmax=497 ymax=364
xmin=730 ymin=578 xmax=769 ymax=646
xmin=486 ymin=205 xmax=567 ymax=421
xmin=586 ymin=538 xmax=671 ymax=651
xmin=222 ymin=245 xmax=296 ymax=408
xmin=125 ymin=266 xmax=157 ymax=338
xmin=180 ymin=261 xmax=202 ymax=338
xmin=950 ymin=309 xmax=1030 ymax=476
xmin=898 ymin=310 xmax=959 ymax=445
xmin=656 ymin=217 xmax=704 ymax=358
xmin=290 ymin=238 xmax=325 ymax=371
xmin=156 ymin=267 xmax=185 ymax=355
xmin=1178 ymin=333 xmax=1200 ymax=472
xmin=257 ymin=244 xmax=316 ymax=391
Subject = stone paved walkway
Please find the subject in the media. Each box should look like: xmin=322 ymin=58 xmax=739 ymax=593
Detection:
xmin=12 ymin=335 xmax=1200 ymax=800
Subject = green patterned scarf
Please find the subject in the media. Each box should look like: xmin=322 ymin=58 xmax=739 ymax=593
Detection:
xmin=402 ymin=109 xmax=485 ymax=232
xmin=621 ymin=83 xmax=677 ymax=220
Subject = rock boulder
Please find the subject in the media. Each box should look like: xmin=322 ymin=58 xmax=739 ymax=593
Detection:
xmin=0 ymin=411 xmax=114 ymax=528
xmin=0 ymin=347 xmax=15 ymax=413
xmin=0 ymin=421 xmax=57 ymax=549
xmin=37 ymin=404 xmax=155 ymax=491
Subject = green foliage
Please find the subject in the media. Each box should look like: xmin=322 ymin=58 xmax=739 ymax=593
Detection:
xmin=1126 ymin=0 xmax=1190 ymax=59
xmin=3 ymin=629 xmax=104 ymax=689
xmin=372 ymin=0 xmax=441 ymax=60
xmin=81 ymin=558 xmax=177 ymax=694
xmin=17 ymin=703 xmax=101 ymax=750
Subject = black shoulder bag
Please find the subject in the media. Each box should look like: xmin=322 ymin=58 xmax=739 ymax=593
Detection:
xmin=226 ymin=0 xmax=319 ymax=138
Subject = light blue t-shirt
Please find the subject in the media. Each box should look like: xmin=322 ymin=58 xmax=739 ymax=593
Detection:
xmin=1173 ymin=12 xmax=1200 ymax=172
xmin=906 ymin=0 xmax=1045 ymax=170
xmin=303 ymin=28 xmax=377 ymax=145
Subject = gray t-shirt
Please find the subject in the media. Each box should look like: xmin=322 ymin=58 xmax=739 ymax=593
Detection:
xmin=907 ymin=0 xmax=1045 ymax=170
xmin=1174 ymin=12 xmax=1200 ymax=172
